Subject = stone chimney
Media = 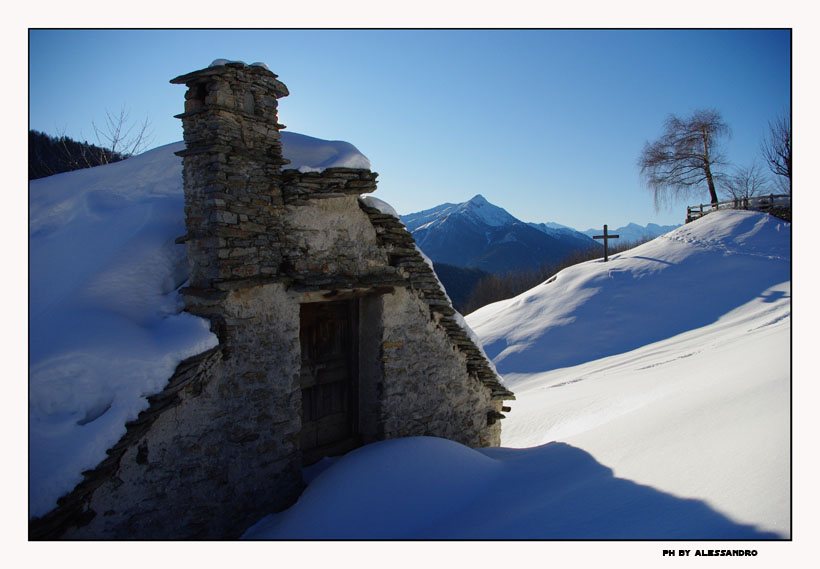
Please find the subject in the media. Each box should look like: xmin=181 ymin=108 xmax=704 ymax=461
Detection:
xmin=170 ymin=61 xmax=291 ymax=294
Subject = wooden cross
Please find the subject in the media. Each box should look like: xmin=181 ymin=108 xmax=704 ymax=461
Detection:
xmin=592 ymin=224 xmax=619 ymax=262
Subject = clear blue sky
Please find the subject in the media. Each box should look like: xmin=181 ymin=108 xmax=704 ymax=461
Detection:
xmin=29 ymin=29 xmax=790 ymax=229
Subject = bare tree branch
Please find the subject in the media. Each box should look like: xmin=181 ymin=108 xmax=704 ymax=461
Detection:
xmin=638 ymin=109 xmax=730 ymax=209
xmin=725 ymin=161 xmax=770 ymax=200
xmin=761 ymin=112 xmax=791 ymax=194
xmin=92 ymin=106 xmax=154 ymax=163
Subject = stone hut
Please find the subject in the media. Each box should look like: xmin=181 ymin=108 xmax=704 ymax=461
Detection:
xmin=30 ymin=61 xmax=513 ymax=540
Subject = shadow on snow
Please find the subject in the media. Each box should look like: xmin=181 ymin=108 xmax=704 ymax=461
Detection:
xmin=430 ymin=442 xmax=785 ymax=540
xmin=483 ymin=241 xmax=789 ymax=375
xmin=250 ymin=440 xmax=784 ymax=540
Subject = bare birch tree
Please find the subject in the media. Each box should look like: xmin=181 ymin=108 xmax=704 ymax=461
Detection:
xmin=761 ymin=112 xmax=791 ymax=194
xmin=639 ymin=109 xmax=729 ymax=208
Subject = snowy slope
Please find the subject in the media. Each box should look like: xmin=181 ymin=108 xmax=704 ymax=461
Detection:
xmin=30 ymin=139 xmax=791 ymax=538
xmin=470 ymin=209 xmax=791 ymax=537
xmin=245 ymin=209 xmax=790 ymax=539
xmin=29 ymin=133 xmax=371 ymax=518
xmin=468 ymin=210 xmax=789 ymax=373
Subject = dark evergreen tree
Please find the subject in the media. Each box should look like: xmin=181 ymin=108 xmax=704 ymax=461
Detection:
xmin=463 ymin=238 xmax=651 ymax=314
xmin=29 ymin=130 xmax=125 ymax=180
xmin=432 ymin=263 xmax=490 ymax=314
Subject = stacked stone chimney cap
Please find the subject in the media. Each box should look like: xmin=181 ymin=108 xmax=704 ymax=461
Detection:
xmin=169 ymin=60 xmax=289 ymax=98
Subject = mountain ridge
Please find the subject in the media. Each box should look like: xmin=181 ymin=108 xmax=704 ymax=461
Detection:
xmin=400 ymin=195 xmax=599 ymax=275
xmin=581 ymin=221 xmax=680 ymax=244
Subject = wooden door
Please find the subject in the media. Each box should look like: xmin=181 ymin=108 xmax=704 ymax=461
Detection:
xmin=299 ymin=300 xmax=360 ymax=465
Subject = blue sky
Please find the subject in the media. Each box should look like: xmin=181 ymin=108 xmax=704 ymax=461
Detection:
xmin=29 ymin=29 xmax=790 ymax=229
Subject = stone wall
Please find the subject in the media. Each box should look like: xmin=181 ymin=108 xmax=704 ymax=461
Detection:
xmin=30 ymin=61 xmax=513 ymax=540
xmin=34 ymin=283 xmax=308 ymax=539
xmin=379 ymin=288 xmax=502 ymax=446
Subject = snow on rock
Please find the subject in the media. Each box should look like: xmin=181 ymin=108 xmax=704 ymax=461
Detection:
xmin=360 ymin=195 xmax=399 ymax=218
xmin=209 ymin=58 xmax=242 ymax=67
xmin=208 ymin=59 xmax=271 ymax=71
xmin=29 ymin=142 xmax=218 ymax=518
xmin=29 ymin=130 xmax=372 ymax=518
xmin=281 ymin=131 xmax=370 ymax=172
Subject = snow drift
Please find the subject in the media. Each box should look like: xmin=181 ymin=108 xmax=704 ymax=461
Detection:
xmin=30 ymin=138 xmax=790 ymax=539
xmin=468 ymin=210 xmax=791 ymax=538
xmin=244 ymin=437 xmax=780 ymax=540
xmin=29 ymin=133 xmax=372 ymax=518
xmin=282 ymin=131 xmax=371 ymax=172
xmin=468 ymin=210 xmax=790 ymax=374
xmin=245 ymin=210 xmax=789 ymax=539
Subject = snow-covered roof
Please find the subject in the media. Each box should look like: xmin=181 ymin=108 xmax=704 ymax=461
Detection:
xmin=29 ymin=131 xmax=372 ymax=518
xmin=282 ymin=131 xmax=370 ymax=172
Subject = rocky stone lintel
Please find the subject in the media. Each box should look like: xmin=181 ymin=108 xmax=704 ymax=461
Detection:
xmin=281 ymin=169 xmax=379 ymax=200
xmin=174 ymin=106 xmax=287 ymax=128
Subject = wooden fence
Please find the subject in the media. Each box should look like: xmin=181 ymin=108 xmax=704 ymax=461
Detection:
xmin=686 ymin=194 xmax=791 ymax=223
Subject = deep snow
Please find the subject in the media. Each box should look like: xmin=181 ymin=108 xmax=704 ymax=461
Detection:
xmin=28 ymin=133 xmax=372 ymax=518
xmin=245 ymin=210 xmax=790 ymax=539
xmin=29 ymin=136 xmax=791 ymax=539
xmin=468 ymin=210 xmax=790 ymax=374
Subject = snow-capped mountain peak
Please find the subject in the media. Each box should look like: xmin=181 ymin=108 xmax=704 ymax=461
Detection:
xmin=451 ymin=194 xmax=518 ymax=228
xmin=400 ymin=195 xmax=598 ymax=274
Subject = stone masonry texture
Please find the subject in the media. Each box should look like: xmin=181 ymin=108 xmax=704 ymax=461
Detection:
xmin=30 ymin=61 xmax=513 ymax=540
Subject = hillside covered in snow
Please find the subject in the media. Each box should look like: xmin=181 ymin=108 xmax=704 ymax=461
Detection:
xmin=29 ymin=133 xmax=791 ymax=539
xmin=245 ymin=209 xmax=790 ymax=539
xmin=28 ymin=133 xmax=371 ymax=518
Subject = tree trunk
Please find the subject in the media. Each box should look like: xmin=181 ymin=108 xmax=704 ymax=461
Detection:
xmin=702 ymin=126 xmax=719 ymax=206
xmin=704 ymin=163 xmax=719 ymax=206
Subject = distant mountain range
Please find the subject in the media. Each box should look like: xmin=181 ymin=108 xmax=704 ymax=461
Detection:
xmin=400 ymin=195 xmax=598 ymax=275
xmin=400 ymin=195 xmax=680 ymax=313
xmin=581 ymin=222 xmax=680 ymax=245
